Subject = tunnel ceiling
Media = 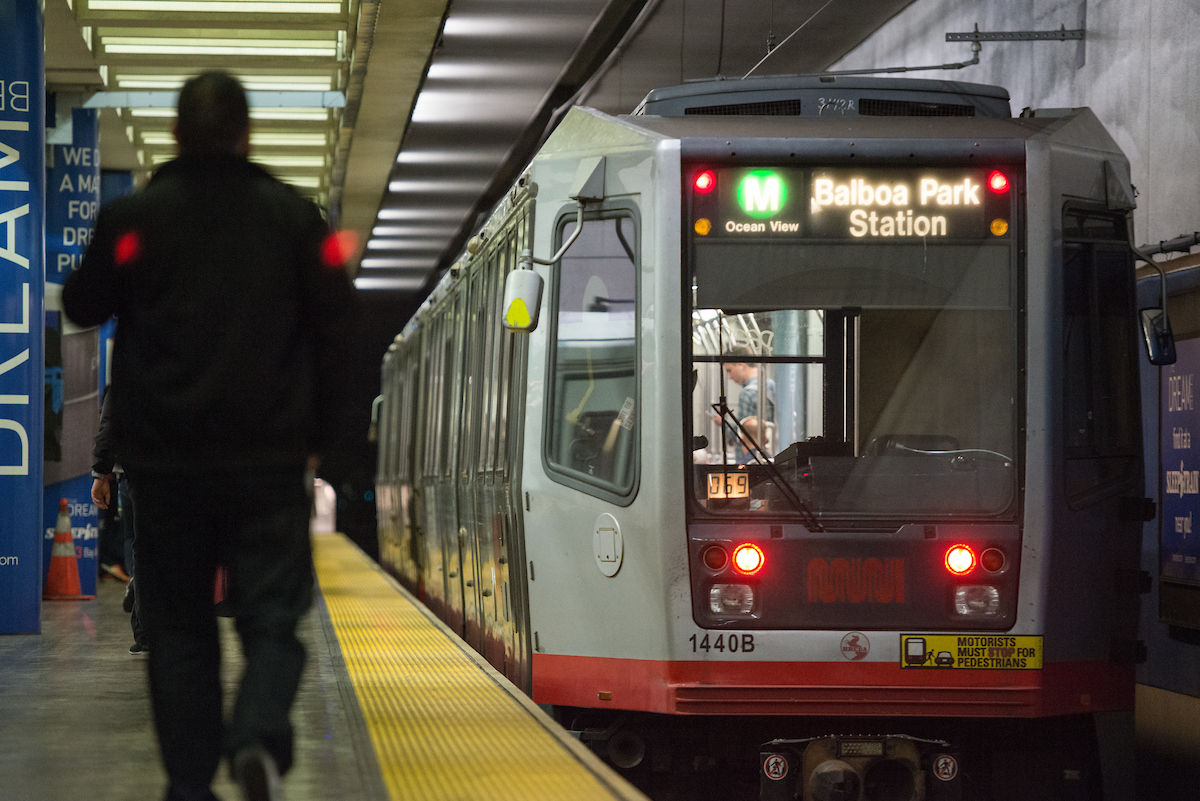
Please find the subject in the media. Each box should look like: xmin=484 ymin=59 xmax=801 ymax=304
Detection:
xmin=43 ymin=0 xmax=920 ymax=294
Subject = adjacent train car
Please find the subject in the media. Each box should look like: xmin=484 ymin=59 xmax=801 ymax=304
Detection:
xmin=376 ymin=77 xmax=1158 ymax=800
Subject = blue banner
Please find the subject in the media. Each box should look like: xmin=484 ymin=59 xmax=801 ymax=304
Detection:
xmin=46 ymin=107 xmax=99 ymax=285
xmin=0 ymin=0 xmax=46 ymax=634
xmin=1161 ymin=336 xmax=1200 ymax=584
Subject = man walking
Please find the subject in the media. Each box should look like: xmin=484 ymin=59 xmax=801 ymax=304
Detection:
xmin=63 ymin=71 xmax=357 ymax=801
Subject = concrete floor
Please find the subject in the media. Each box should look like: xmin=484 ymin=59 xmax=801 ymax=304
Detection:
xmin=0 ymin=576 xmax=385 ymax=801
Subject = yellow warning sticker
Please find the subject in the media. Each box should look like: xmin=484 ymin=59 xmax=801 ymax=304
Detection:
xmin=899 ymin=634 xmax=1043 ymax=670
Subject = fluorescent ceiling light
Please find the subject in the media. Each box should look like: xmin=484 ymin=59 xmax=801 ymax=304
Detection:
xmin=130 ymin=107 xmax=330 ymax=122
xmin=372 ymin=225 xmax=459 ymax=237
xmin=396 ymin=149 xmax=506 ymax=166
xmin=366 ymin=238 xmax=447 ymax=251
xmin=103 ymin=39 xmax=337 ymax=57
xmin=442 ymin=15 xmax=585 ymax=38
xmin=243 ymin=78 xmax=335 ymax=92
xmin=387 ymin=178 xmax=487 ymax=193
xmin=426 ymin=61 xmax=552 ymax=83
xmin=151 ymin=131 xmax=326 ymax=147
xmin=280 ymin=176 xmax=321 ymax=188
xmin=377 ymin=208 xmax=466 ymax=221
xmin=355 ymin=276 xmax=429 ymax=290
xmin=90 ymin=0 xmax=340 ymax=12
xmin=250 ymin=108 xmax=330 ymax=121
xmin=411 ymin=90 xmax=536 ymax=124
xmin=117 ymin=76 xmax=334 ymax=92
xmin=250 ymin=133 xmax=329 ymax=147
xmin=252 ymin=155 xmax=326 ymax=167
xmin=359 ymin=258 xmax=436 ymax=269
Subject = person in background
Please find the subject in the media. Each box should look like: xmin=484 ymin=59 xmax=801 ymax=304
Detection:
xmin=63 ymin=71 xmax=358 ymax=801
xmin=720 ymin=344 xmax=776 ymax=459
xmin=91 ymin=387 xmax=147 ymax=654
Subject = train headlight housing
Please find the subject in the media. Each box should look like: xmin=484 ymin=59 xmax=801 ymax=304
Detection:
xmin=710 ymin=583 xmax=755 ymax=615
xmin=701 ymin=545 xmax=727 ymax=570
xmin=732 ymin=543 xmax=765 ymax=575
xmin=954 ymin=585 xmax=1001 ymax=616
xmin=945 ymin=544 xmax=976 ymax=575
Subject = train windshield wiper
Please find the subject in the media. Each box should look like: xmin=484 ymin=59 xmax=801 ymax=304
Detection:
xmin=711 ymin=401 xmax=823 ymax=532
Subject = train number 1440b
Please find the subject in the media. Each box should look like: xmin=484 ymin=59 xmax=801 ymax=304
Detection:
xmin=690 ymin=633 xmax=755 ymax=653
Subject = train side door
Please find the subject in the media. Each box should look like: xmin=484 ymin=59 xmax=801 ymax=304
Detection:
xmin=439 ymin=295 xmax=468 ymax=636
xmin=421 ymin=312 xmax=450 ymax=623
xmin=494 ymin=217 xmax=534 ymax=689
xmin=455 ymin=269 xmax=485 ymax=651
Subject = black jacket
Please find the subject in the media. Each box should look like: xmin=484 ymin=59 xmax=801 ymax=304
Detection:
xmin=92 ymin=387 xmax=118 ymax=477
xmin=63 ymin=154 xmax=358 ymax=474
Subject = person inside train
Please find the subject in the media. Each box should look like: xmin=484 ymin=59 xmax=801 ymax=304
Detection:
xmin=720 ymin=344 xmax=775 ymax=460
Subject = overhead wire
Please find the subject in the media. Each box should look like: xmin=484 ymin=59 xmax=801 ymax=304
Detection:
xmin=743 ymin=0 xmax=836 ymax=79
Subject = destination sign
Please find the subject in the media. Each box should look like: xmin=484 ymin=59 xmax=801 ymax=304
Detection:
xmin=692 ymin=167 xmax=1009 ymax=241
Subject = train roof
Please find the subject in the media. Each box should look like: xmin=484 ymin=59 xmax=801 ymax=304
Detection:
xmin=633 ymin=75 xmax=1012 ymax=119
xmin=585 ymin=106 xmax=1124 ymax=164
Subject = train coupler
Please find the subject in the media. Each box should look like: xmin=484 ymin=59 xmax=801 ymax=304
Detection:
xmin=760 ymin=735 xmax=962 ymax=801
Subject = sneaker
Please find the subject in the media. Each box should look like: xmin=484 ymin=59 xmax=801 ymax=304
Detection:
xmin=123 ymin=579 xmax=136 ymax=613
xmin=233 ymin=745 xmax=282 ymax=801
xmin=129 ymin=641 xmax=149 ymax=655
xmin=101 ymin=563 xmax=131 ymax=582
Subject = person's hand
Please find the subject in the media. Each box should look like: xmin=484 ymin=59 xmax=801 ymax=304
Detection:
xmin=92 ymin=476 xmax=111 ymax=509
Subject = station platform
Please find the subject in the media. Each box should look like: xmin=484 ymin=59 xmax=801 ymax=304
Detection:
xmin=0 ymin=532 xmax=646 ymax=801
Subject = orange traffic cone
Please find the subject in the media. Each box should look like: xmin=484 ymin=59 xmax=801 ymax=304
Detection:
xmin=44 ymin=498 xmax=93 ymax=600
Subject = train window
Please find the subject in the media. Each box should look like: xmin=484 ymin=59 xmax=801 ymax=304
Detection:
xmin=439 ymin=298 xmax=460 ymax=478
xmin=1062 ymin=209 xmax=1139 ymax=504
xmin=459 ymin=272 xmax=483 ymax=476
xmin=483 ymin=247 xmax=503 ymax=475
xmin=545 ymin=210 xmax=639 ymax=500
xmin=422 ymin=317 xmax=441 ymax=478
xmin=690 ymin=241 xmax=1016 ymax=519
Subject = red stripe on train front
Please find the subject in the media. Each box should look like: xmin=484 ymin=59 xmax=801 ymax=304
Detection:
xmin=531 ymin=654 xmax=1133 ymax=717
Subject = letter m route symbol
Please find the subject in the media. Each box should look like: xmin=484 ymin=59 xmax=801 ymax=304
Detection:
xmin=744 ymin=177 xmax=780 ymax=212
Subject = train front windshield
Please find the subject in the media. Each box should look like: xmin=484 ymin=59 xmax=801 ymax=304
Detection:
xmin=688 ymin=165 xmax=1017 ymax=520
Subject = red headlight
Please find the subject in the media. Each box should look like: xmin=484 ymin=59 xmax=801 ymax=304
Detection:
xmin=987 ymin=170 xmax=1010 ymax=193
xmin=694 ymin=169 xmax=716 ymax=194
xmin=732 ymin=543 xmax=764 ymax=575
xmin=945 ymin=545 xmax=977 ymax=575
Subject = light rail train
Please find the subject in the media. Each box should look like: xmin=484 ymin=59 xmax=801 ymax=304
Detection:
xmin=375 ymin=76 xmax=1162 ymax=800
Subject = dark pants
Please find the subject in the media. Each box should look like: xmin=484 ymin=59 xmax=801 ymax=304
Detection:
xmin=128 ymin=469 xmax=314 ymax=796
xmin=118 ymin=474 xmax=146 ymax=645
xmin=98 ymin=474 xmax=126 ymax=570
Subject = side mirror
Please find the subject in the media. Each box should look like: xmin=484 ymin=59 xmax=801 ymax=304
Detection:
xmin=1141 ymin=307 xmax=1177 ymax=366
xmin=502 ymin=264 xmax=543 ymax=332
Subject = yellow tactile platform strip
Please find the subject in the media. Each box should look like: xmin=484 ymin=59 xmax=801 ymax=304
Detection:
xmin=312 ymin=532 xmax=648 ymax=801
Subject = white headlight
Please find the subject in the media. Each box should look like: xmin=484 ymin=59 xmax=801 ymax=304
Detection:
xmin=710 ymin=583 xmax=755 ymax=615
xmin=954 ymin=585 xmax=1000 ymax=616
